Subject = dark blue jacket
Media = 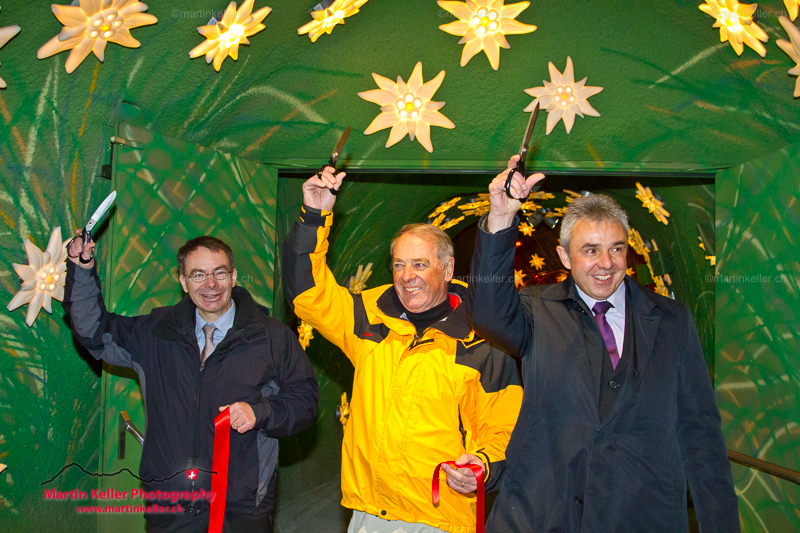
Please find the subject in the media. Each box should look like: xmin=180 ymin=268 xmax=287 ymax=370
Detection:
xmin=468 ymin=218 xmax=738 ymax=533
xmin=62 ymin=262 xmax=318 ymax=525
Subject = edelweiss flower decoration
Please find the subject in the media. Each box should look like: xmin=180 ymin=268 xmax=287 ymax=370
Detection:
xmin=189 ymin=0 xmax=272 ymax=71
xmin=298 ymin=0 xmax=369 ymax=42
xmin=698 ymin=0 xmax=768 ymax=57
xmin=7 ymin=227 xmax=69 ymax=327
xmin=0 ymin=8 xmax=20 ymax=89
xmin=785 ymin=0 xmax=799 ymax=21
xmin=524 ymin=57 xmax=603 ymax=135
xmin=358 ymin=62 xmax=455 ymax=153
xmin=777 ymin=16 xmax=800 ymax=97
xmin=438 ymin=0 xmax=536 ymax=70
xmin=37 ymin=0 xmax=157 ymax=74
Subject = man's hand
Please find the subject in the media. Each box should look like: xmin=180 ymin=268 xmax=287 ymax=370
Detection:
xmin=487 ymin=155 xmax=545 ymax=234
xmin=441 ymin=453 xmax=485 ymax=494
xmin=220 ymin=402 xmax=256 ymax=434
xmin=302 ymin=166 xmax=345 ymax=211
xmin=67 ymin=229 xmax=96 ymax=269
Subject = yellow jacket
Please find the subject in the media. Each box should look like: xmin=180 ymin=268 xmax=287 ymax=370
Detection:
xmin=283 ymin=207 xmax=522 ymax=533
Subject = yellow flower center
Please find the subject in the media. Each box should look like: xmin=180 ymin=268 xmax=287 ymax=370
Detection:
xmin=555 ymin=86 xmax=576 ymax=107
xmin=88 ymin=9 xmax=123 ymax=40
xmin=719 ymin=9 xmax=743 ymax=31
xmin=472 ymin=8 xmax=499 ymax=35
xmin=219 ymin=24 xmax=245 ymax=48
xmin=395 ymin=93 xmax=423 ymax=120
xmin=37 ymin=268 xmax=60 ymax=292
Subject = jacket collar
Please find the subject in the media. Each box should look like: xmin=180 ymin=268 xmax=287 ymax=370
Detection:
xmin=540 ymin=275 xmax=675 ymax=318
xmin=375 ymin=281 xmax=473 ymax=341
xmin=153 ymin=286 xmax=269 ymax=342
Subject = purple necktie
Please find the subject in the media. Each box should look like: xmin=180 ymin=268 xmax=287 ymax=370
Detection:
xmin=592 ymin=301 xmax=619 ymax=369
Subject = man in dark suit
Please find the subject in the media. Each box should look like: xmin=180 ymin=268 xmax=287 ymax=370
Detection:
xmin=467 ymin=156 xmax=739 ymax=532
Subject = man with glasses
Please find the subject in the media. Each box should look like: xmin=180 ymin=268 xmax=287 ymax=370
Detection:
xmin=62 ymin=234 xmax=318 ymax=532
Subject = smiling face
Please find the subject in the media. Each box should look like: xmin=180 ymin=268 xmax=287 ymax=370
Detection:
xmin=392 ymin=233 xmax=454 ymax=313
xmin=557 ymin=218 xmax=628 ymax=301
xmin=179 ymin=247 xmax=237 ymax=322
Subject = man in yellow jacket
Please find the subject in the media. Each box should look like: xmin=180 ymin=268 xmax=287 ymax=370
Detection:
xmin=282 ymin=167 xmax=523 ymax=533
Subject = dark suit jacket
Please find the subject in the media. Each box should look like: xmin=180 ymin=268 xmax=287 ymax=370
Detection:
xmin=468 ymin=218 xmax=739 ymax=533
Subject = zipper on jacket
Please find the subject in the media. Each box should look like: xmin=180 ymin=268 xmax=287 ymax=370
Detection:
xmin=410 ymin=327 xmax=431 ymax=350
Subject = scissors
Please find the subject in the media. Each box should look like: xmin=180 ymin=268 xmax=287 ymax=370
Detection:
xmin=318 ymin=126 xmax=351 ymax=195
xmin=68 ymin=191 xmax=116 ymax=263
xmin=504 ymin=102 xmax=540 ymax=201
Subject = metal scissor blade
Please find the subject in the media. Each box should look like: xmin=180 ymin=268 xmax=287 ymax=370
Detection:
xmin=330 ymin=126 xmax=351 ymax=165
xmin=85 ymin=191 xmax=117 ymax=231
xmin=519 ymin=102 xmax=539 ymax=157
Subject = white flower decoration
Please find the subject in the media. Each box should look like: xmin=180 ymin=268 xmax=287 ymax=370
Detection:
xmin=7 ymin=227 xmax=69 ymax=327
xmin=298 ymin=0 xmax=369 ymax=43
xmin=437 ymin=0 xmax=536 ymax=70
xmin=358 ymin=62 xmax=455 ymax=153
xmin=699 ymin=0 xmax=768 ymax=57
xmin=784 ymin=0 xmax=799 ymax=22
xmin=0 ymin=10 xmax=21 ymax=89
xmin=523 ymin=57 xmax=603 ymax=135
xmin=189 ymin=0 xmax=272 ymax=72
xmin=37 ymin=0 xmax=157 ymax=74
xmin=777 ymin=16 xmax=800 ymax=97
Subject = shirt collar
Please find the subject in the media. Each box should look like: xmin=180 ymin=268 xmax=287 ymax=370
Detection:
xmin=575 ymin=280 xmax=626 ymax=315
xmin=195 ymin=300 xmax=236 ymax=336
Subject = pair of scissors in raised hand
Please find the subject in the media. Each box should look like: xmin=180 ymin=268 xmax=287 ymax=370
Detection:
xmin=68 ymin=191 xmax=116 ymax=263
xmin=504 ymin=102 xmax=540 ymax=202
xmin=317 ymin=126 xmax=351 ymax=196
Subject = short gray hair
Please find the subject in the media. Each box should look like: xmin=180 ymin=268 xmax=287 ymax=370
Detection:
xmin=560 ymin=194 xmax=629 ymax=253
xmin=390 ymin=224 xmax=454 ymax=265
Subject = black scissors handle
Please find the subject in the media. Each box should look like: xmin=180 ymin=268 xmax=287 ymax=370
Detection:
xmin=67 ymin=228 xmax=94 ymax=264
xmin=317 ymin=159 xmax=340 ymax=196
xmin=504 ymin=157 xmax=524 ymax=200
xmin=503 ymin=158 xmax=540 ymax=202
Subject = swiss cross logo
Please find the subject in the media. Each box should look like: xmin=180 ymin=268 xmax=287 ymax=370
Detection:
xmin=187 ymin=468 xmax=198 ymax=480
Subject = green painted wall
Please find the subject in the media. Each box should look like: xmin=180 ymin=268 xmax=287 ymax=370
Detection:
xmin=715 ymin=143 xmax=800 ymax=532
xmin=1 ymin=0 xmax=798 ymax=530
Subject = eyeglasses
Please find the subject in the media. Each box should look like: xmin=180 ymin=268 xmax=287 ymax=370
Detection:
xmin=185 ymin=269 xmax=231 ymax=284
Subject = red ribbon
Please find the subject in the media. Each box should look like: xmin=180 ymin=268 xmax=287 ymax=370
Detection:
xmin=208 ymin=408 xmax=231 ymax=533
xmin=432 ymin=461 xmax=485 ymax=533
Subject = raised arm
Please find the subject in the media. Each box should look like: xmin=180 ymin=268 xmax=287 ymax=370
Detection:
xmin=468 ymin=156 xmax=544 ymax=357
xmin=281 ymin=167 xmax=366 ymax=365
xmin=62 ymin=230 xmax=142 ymax=368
